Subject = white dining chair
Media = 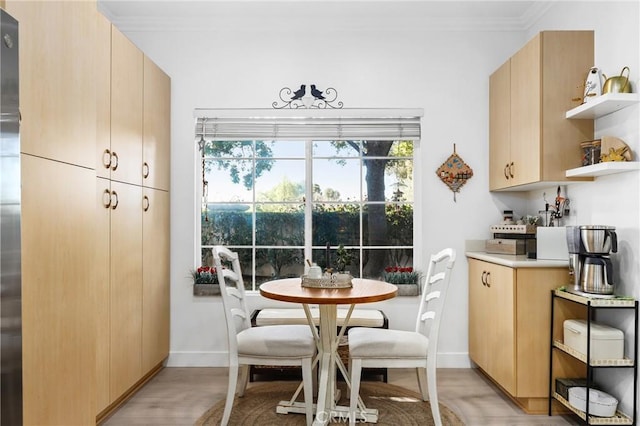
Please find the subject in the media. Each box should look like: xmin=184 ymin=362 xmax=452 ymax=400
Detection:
xmin=212 ymin=246 xmax=317 ymax=426
xmin=347 ymin=248 xmax=456 ymax=426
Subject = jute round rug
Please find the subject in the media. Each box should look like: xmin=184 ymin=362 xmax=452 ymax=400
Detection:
xmin=195 ymin=381 xmax=464 ymax=425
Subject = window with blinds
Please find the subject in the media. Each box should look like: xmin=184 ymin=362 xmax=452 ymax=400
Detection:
xmin=194 ymin=109 xmax=423 ymax=290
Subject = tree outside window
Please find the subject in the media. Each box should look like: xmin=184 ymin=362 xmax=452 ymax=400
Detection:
xmin=199 ymin=139 xmax=414 ymax=290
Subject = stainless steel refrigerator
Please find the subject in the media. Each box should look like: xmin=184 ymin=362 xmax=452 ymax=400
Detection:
xmin=0 ymin=8 xmax=22 ymax=426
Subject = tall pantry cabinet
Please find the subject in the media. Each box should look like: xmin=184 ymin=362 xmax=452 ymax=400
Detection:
xmin=5 ymin=1 xmax=99 ymax=425
xmin=4 ymin=1 xmax=171 ymax=423
xmin=96 ymin=19 xmax=171 ymax=417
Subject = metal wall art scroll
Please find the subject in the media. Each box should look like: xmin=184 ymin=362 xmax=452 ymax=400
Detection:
xmin=272 ymin=84 xmax=343 ymax=109
xmin=436 ymin=143 xmax=474 ymax=202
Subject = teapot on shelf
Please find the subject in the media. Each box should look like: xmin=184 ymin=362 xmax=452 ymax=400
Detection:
xmin=602 ymin=66 xmax=632 ymax=94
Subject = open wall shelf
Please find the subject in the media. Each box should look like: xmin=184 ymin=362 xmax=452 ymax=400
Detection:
xmin=566 ymin=93 xmax=640 ymax=119
xmin=566 ymin=162 xmax=640 ymax=177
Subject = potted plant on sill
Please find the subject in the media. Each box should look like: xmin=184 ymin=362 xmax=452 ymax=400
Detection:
xmin=382 ymin=266 xmax=421 ymax=296
xmin=192 ymin=266 xmax=220 ymax=296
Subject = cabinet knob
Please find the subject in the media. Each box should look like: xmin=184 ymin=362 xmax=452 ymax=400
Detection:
xmin=481 ymin=271 xmax=487 ymax=286
xmin=142 ymin=162 xmax=150 ymax=179
xmin=485 ymin=271 xmax=491 ymax=287
xmin=143 ymin=195 xmax=150 ymax=212
xmin=509 ymin=162 xmax=514 ymax=178
xmin=504 ymin=164 xmax=510 ymax=180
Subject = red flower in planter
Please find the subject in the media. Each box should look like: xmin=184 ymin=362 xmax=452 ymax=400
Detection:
xmin=192 ymin=266 xmax=218 ymax=284
xmin=382 ymin=266 xmax=421 ymax=285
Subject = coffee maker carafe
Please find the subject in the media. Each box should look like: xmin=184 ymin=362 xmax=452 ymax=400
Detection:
xmin=566 ymin=225 xmax=617 ymax=295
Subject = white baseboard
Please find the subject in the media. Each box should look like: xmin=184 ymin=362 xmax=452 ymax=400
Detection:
xmin=167 ymin=350 xmax=473 ymax=368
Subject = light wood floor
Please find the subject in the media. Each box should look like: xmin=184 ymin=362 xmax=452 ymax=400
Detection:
xmin=102 ymin=367 xmax=581 ymax=425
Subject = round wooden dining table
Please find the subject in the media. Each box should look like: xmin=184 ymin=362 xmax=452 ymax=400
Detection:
xmin=260 ymin=278 xmax=397 ymax=425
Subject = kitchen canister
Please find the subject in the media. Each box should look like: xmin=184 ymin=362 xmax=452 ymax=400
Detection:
xmin=580 ymin=139 xmax=601 ymax=166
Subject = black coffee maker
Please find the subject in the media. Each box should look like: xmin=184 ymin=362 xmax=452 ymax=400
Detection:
xmin=566 ymin=225 xmax=617 ymax=295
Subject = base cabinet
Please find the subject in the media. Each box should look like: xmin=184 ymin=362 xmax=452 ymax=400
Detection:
xmin=468 ymin=258 xmax=570 ymax=413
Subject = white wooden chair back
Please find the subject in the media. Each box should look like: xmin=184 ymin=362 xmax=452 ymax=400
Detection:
xmin=415 ymin=248 xmax=456 ymax=359
xmin=213 ymin=246 xmax=250 ymax=360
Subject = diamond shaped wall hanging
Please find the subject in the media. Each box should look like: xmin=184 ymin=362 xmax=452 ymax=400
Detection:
xmin=436 ymin=143 xmax=473 ymax=202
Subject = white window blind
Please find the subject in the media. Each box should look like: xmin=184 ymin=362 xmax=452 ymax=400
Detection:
xmin=194 ymin=108 xmax=423 ymax=141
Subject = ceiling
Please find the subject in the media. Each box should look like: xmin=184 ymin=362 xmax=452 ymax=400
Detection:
xmin=98 ymin=0 xmax=555 ymax=32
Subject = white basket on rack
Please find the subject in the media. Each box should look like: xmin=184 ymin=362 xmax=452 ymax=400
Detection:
xmin=568 ymin=387 xmax=618 ymax=417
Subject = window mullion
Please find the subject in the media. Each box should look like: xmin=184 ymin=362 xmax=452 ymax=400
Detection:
xmin=304 ymin=140 xmax=313 ymax=265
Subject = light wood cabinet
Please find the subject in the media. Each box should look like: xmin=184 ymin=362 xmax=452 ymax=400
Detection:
xmin=21 ymin=155 xmax=96 ymax=426
xmin=7 ymin=1 xmax=97 ymax=169
xmin=95 ymin=20 xmax=171 ymax=418
xmin=142 ymin=188 xmax=171 ymax=372
xmin=95 ymin=179 xmax=111 ymax=413
xmin=488 ymin=60 xmax=511 ymax=190
xmin=109 ymin=181 xmax=144 ymax=400
xmin=468 ymin=258 xmax=571 ymax=413
xmin=143 ymin=57 xmax=171 ymax=191
xmin=7 ymin=2 xmax=101 ymax=425
xmin=468 ymin=259 xmax=516 ymax=394
xmin=9 ymin=2 xmax=169 ymax=420
xmin=95 ymin=178 xmax=145 ymax=406
xmin=109 ymin=26 xmax=144 ymax=186
xmin=489 ymin=31 xmax=595 ymax=191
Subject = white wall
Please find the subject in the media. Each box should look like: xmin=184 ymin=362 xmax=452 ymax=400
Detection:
xmin=121 ymin=0 xmax=639 ymax=410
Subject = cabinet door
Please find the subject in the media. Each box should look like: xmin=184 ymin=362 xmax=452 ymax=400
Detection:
xmin=110 ymin=181 xmax=143 ymax=401
xmin=515 ymin=268 xmax=573 ymax=398
xmin=488 ymin=60 xmax=511 ymax=191
xmin=143 ymin=57 xmax=171 ymax=191
xmin=483 ymin=262 xmax=516 ymax=395
xmin=142 ymin=188 xmax=170 ymax=373
xmin=96 ymin=177 xmax=111 ymax=413
xmin=96 ymin=12 xmax=112 ymax=179
xmin=468 ymin=259 xmax=488 ymax=369
xmin=111 ymin=26 xmax=143 ymax=186
xmin=510 ymin=33 xmax=541 ymax=187
xmin=21 ymin=155 xmax=96 ymax=425
xmin=7 ymin=1 xmax=96 ymax=168
xmin=539 ymin=31 xmax=594 ymax=181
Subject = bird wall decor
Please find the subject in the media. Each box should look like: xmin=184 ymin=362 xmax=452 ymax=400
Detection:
xmin=290 ymin=85 xmax=306 ymax=100
xmin=273 ymin=84 xmax=343 ymax=109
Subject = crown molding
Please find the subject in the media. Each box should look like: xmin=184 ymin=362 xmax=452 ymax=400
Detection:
xmin=99 ymin=1 xmax=555 ymax=33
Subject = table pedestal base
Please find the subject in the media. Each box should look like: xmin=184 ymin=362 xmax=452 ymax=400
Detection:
xmin=276 ymin=401 xmax=379 ymax=424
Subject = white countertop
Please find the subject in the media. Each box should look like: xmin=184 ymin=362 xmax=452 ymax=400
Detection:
xmin=465 ymin=251 xmax=569 ymax=268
